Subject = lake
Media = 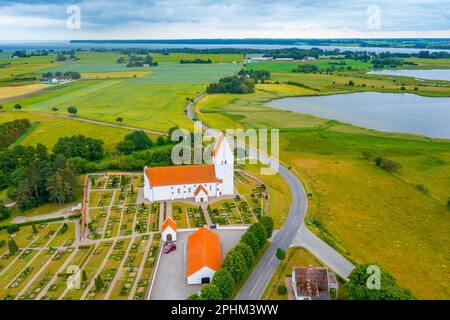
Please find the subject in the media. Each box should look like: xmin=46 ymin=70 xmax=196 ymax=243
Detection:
xmin=265 ymin=92 xmax=450 ymax=139
xmin=367 ymin=69 xmax=450 ymax=81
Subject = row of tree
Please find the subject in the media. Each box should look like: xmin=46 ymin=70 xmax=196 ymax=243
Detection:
xmin=41 ymin=71 xmax=81 ymax=80
xmin=187 ymin=216 xmax=274 ymax=300
xmin=117 ymin=54 xmax=158 ymax=67
xmin=0 ymin=119 xmax=31 ymax=150
xmin=206 ymin=75 xmax=255 ymax=94
xmin=179 ymin=58 xmax=212 ymax=64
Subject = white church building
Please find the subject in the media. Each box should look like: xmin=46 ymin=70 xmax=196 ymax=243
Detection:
xmin=143 ymin=133 xmax=234 ymax=203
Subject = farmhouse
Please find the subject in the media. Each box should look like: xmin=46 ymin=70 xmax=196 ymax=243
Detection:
xmin=162 ymin=217 xmax=177 ymax=242
xmin=143 ymin=133 xmax=233 ymax=203
xmin=187 ymin=227 xmax=222 ymax=284
xmin=291 ymin=266 xmax=338 ymax=300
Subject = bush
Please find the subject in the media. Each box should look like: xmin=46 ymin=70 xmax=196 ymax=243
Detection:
xmin=374 ymin=157 xmax=401 ymax=172
xmin=7 ymin=224 xmax=19 ymax=234
xmin=277 ymin=285 xmax=287 ymax=295
xmin=275 ymin=248 xmax=286 ymax=260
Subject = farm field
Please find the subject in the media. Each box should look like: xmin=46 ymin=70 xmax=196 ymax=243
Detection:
xmin=246 ymin=59 xmax=371 ymax=72
xmin=195 ymin=80 xmax=450 ymax=299
xmin=0 ymin=83 xmax=52 ymax=101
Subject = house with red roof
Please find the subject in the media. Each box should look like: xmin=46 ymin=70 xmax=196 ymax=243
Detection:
xmin=187 ymin=227 xmax=222 ymax=284
xmin=143 ymin=133 xmax=233 ymax=203
xmin=162 ymin=217 xmax=177 ymax=242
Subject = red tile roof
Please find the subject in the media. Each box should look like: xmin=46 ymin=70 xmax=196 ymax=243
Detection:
xmin=194 ymin=185 xmax=208 ymax=196
xmin=162 ymin=217 xmax=177 ymax=232
xmin=187 ymin=227 xmax=222 ymax=276
xmin=211 ymin=133 xmax=224 ymax=157
xmin=145 ymin=164 xmax=219 ymax=187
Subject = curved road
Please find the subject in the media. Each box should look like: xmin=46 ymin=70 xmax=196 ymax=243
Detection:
xmin=187 ymin=94 xmax=355 ymax=300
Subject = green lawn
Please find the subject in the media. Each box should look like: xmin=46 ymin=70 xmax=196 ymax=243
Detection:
xmin=245 ymin=59 xmax=372 ymax=73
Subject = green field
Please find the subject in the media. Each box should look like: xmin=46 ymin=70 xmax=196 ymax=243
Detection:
xmin=246 ymin=59 xmax=372 ymax=73
xmin=194 ymin=81 xmax=450 ymax=299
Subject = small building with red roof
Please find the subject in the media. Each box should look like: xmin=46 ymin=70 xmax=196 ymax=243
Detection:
xmin=143 ymin=133 xmax=233 ymax=203
xmin=187 ymin=227 xmax=222 ymax=285
xmin=162 ymin=217 xmax=177 ymax=242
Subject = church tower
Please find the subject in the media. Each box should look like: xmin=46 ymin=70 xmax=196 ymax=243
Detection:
xmin=212 ymin=133 xmax=234 ymax=195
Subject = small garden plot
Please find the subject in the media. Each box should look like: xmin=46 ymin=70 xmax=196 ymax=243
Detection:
xmin=40 ymin=223 xmax=64 ymax=247
xmin=86 ymin=238 xmax=131 ymax=300
xmin=89 ymin=190 xmax=113 ymax=208
xmin=106 ymin=175 xmax=121 ymax=189
xmin=48 ymin=223 xmax=75 ymax=248
xmin=132 ymin=175 xmax=144 ymax=189
xmin=18 ymin=249 xmax=71 ymax=300
xmin=171 ymin=203 xmax=189 ymax=229
xmin=208 ymin=200 xmax=243 ymax=225
xmin=125 ymin=188 xmax=138 ymax=205
xmin=0 ymin=249 xmax=38 ymax=296
xmin=119 ymin=207 xmax=135 ymax=236
xmin=89 ymin=175 xmax=108 ymax=189
xmin=134 ymin=204 xmax=149 ymax=234
xmin=109 ymin=236 xmax=148 ymax=300
xmin=113 ymin=188 xmax=127 ymax=206
xmin=43 ymin=246 xmax=90 ymax=300
xmin=5 ymin=248 xmax=55 ymax=297
xmin=63 ymin=241 xmax=113 ymax=300
xmin=103 ymin=206 xmax=122 ymax=238
xmin=185 ymin=205 xmax=207 ymax=228
xmin=88 ymin=208 xmax=108 ymax=239
xmin=9 ymin=222 xmax=50 ymax=249
xmin=234 ymin=196 xmax=257 ymax=224
xmin=134 ymin=234 xmax=160 ymax=300
xmin=149 ymin=203 xmax=159 ymax=231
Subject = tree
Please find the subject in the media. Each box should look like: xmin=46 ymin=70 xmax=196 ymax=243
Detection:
xmin=116 ymin=140 xmax=135 ymax=155
xmin=200 ymin=284 xmax=222 ymax=300
xmin=277 ymin=285 xmax=287 ymax=295
xmin=348 ymin=80 xmax=355 ymax=86
xmin=346 ymin=264 xmax=416 ymax=300
xmin=275 ymin=248 xmax=286 ymax=260
xmin=240 ymin=231 xmax=259 ymax=256
xmin=234 ymin=242 xmax=254 ymax=269
xmin=95 ymin=275 xmax=105 ymax=292
xmin=222 ymin=248 xmax=248 ymax=283
xmin=14 ymin=104 xmax=22 ymax=110
xmin=247 ymin=223 xmax=268 ymax=248
xmin=186 ymin=293 xmax=201 ymax=300
xmin=52 ymin=107 xmax=58 ymax=112
xmin=7 ymin=224 xmax=19 ymax=234
xmin=157 ymin=136 xmax=165 ymax=146
xmin=46 ymin=156 xmax=77 ymax=206
xmin=259 ymin=216 xmax=274 ymax=237
xmin=124 ymin=131 xmax=152 ymax=150
xmin=0 ymin=203 xmax=10 ymax=221
xmin=0 ymin=105 xmax=3 ymax=110
xmin=82 ymin=270 xmax=87 ymax=282
xmin=67 ymin=106 xmax=77 ymax=116
xmin=8 ymin=239 xmax=19 ymax=254
xmin=212 ymin=269 xmax=235 ymax=299
xmin=116 ymin=117 xmax=123 ymax=123
xmin=447 ymin=197 xmax=450 ymax=208
xmin=53 ymin=135 xmax=105 ymax=161
xmin=32 ymin=223 xmax=38 ymax=234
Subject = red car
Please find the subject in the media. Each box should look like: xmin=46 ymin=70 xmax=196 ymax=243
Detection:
xmin=164 ymin=243 xmax=176 ymax=254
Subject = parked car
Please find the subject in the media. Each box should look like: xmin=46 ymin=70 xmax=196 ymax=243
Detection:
xmin=164 ymin=243 xmax=176 ymax=254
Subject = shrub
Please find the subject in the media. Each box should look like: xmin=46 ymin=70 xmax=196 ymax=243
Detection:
xmin=67 ymin=106 xmax=77 ymax=115
xmin=277 ymin=285 xmax=287 ymax=295
xmin=7 ymin=224 xmax=19 ymax=234
xmin=275 ymin=248 xmax=286 ymax=260
xmin=374 ymin=157 xmax=401 ymax=172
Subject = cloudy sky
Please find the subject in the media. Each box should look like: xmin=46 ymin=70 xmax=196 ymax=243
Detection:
xmin=0 ymin=0 xmax=449 ymax=40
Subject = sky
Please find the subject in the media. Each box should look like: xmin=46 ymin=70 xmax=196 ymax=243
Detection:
xmin=0 ymin=0 xmax=449 ymax=40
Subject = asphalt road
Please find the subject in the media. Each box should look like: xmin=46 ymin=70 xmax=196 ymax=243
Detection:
xmin=187 ymin=94 xmax=355 ymax=300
